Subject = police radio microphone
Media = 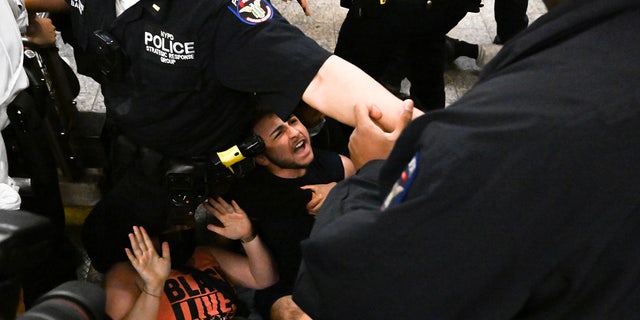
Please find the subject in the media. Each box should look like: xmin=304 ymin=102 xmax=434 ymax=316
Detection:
xmin=165 ymin=134 xmax=264 ymax=221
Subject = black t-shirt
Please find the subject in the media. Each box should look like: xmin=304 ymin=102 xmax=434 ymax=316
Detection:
xmin=64 ymin=0 xmax=331 ymax=157
xmin=295 ymin=0 xmax=640 ymax=318
xmin=228 ymin=148 xmax=344 ymax=311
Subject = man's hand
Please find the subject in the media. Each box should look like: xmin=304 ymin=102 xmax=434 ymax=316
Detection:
xmin=125 ymin=226 xmax=171 ymax=297
xmin=348 ymin=100 xmax=414 ymax=169
xmin=301 ymin=182 xmax=337 ymax=215
xmin=270 ymin=295 xmax=313 ymax=320
xmin=26 ymin=16 xmax=57 ymax=46
xmin=205 ymin=197 xmax=254 ymax=241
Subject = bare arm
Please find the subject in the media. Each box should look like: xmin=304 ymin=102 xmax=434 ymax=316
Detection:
xmin=104 ymin=226 xmax=171 ymax=320
xmin=340 ymin=154 xmax=356 ymax=178
xmin=205 ymin=197 xmax=279 ymax=289
xmin=105 ymin=263 xmax=163 ymax=320
xmin=302 ymin=55 xmax=423 ymax=132
xmin=24 ymin=0 xmax=69 ymax=12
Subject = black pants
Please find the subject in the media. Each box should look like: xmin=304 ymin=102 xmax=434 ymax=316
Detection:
xmin=495 ymin=0 xmax=529 ymax=42
xmin=335 ymin=0 xmax=478 ymax=110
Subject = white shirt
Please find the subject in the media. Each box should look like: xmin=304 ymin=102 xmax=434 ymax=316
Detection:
xmin=0 ymin=0 xmax=27 ymax=209
xmin=115 ymin=0 xmax=141 ymax=16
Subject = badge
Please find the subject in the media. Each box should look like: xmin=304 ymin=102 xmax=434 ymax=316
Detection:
xmin=143 ymin=25 xmax=196 ymax=67
xmin=382 ymin=152 xmax=419 ymax=210
xmin=227 ymin=0 xmax=274 ymax=25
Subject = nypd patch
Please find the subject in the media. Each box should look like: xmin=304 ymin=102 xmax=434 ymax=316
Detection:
xmin=227 ymin=0 xmax=274 ymax=25
xmin=382 ymin=152 xmax=419 ymax=210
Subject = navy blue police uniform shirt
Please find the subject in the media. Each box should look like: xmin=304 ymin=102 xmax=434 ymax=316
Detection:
xmin=64 ymin=0 xmax=331 ymax=158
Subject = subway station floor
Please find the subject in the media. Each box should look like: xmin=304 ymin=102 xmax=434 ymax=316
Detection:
xmin=56 ymin=0 xmax=549 ymax=281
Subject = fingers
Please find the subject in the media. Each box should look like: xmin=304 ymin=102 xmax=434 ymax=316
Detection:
xmin=393 ymin=99 xmax=414 ymax=135
xmin=302 ymin=183 xmax=335 ymax=214
xmin=230 ymin=200 xmax=245 ymax=216
xmin=204 ymin=197 xmax=232 ymax=221
xmin=353 ymin=103 xmax=378 ymax=131
xmin=160 ymin=241 xmax=171 ymax=259
xmin=300 ymin=185 xmax=315 ymax=191
xmin=306 ymin=195 xmax=321 ymax=210
xmin=125 ymin=247 xmax=136 ymax=262
xmin=27 ymin=17 xmax=57 ymax=47
xmin=368 ymin=104 xmax=383 ymax=122
xmin=205 ymin=197 xmax=249 ymax=235
xmin=129 ymin=226 xmax=145 ymax=252
xmin=126 ymin=226 xmax=157 ymax=263
xmin=206 ymin=197 xmax=234 ymax=213
xmin=350 ymin=101 xmax=409 ymax=168
xmin=136 ymin=226 xmax=155 ymax=252
xmin=206 ymin=224 xmax=223 ymax=234
xmin=353 ymin=103 xmax=367 ymax=125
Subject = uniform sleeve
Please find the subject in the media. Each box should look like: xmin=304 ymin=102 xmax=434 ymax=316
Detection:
xmin=213 ymin=2 xmax=331 ymax=119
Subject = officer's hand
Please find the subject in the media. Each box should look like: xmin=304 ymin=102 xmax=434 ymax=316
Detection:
xmin=349 ymin=100 xmax=413 ymax=169
xmin=26 ymin=16 xmax=57 ymax=47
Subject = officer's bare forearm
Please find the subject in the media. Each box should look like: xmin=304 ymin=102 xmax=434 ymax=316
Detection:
xmin=302 ymin=55 xmax=423 ymax=131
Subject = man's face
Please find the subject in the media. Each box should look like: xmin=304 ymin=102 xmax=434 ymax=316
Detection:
xmin=254 ymin=114 xmax=314 ymax=169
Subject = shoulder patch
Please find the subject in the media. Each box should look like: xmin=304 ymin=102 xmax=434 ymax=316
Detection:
xmin=382 ymin=152 xmax=419 ymax=210
xmin=227 ymin=0 xmax=274 ymax=25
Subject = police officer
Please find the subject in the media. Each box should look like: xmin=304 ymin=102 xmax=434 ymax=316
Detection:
xmin=294 ymin=0 xmax=640 ymax=318
xmin=494 ymin=0 xmax=529 ymax=44
xmin=334 ymin=0 xmax=482 ymax=111
xmin=37 ymin=0 xmax=422 ymax=276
